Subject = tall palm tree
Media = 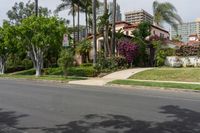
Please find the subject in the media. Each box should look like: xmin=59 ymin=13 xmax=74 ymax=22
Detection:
xmin=153 ymin=1 xmax=182 ymax=29
xmin=55 ymin=0 xmax=78 ymax=46
xmin=77 ymin=0 xmax=80 ymax=42
xmin=35 ymin=0 xmax=38 ymax=16
xmin=80 ymin=0 xmax=92 ymax=36
xmin=103 ymin=0 xmax=110 ymax=56
xmin=111 ymin=0 xmax=116 ymax=56
xmin=92 ymin=0 xmax=97 ymax=65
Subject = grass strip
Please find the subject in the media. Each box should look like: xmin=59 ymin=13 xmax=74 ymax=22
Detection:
xmin=0 ymin=75 xmax=87 ymax=82
xmin=110 ymin=80 xmax=200 ymax=90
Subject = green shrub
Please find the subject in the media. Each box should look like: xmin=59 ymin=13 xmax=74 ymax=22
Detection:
xmin=67 ymin=66 xmax=98 ymax=77
xmin=80 ymin=63 xmax=93 ymax=67
xmin=58 ymin=49 xmax=74 ymax=76
xmin=21 ymin=59 xmax=33 ymax=70
xmin=43 ymin=67 xmax=62 ymax=75
xmin=156 ymin=48 xmax=175 ymax=67
xmin=96 ymin=51 xmax=128 ymax=72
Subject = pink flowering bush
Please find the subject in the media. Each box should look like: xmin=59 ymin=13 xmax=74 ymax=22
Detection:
xmin=117 ymin=39 xmax=139 ymax=64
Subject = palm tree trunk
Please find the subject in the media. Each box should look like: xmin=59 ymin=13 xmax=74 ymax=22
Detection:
xmin=104 ymin=0 xmax=109 ymax=57
xmin=77 ymin=0 xmax=80 ymax=42
xmin=111 ymin=0 xmax=116 ymax=56
xmin=72 ymin=4 xmax=76 ymax=47
xmin=35 ymin=0 xmax=38 ymax=16
xmin=85 ymin=9 xmax=88 ymax=36
xmin=92 ymin=0 xmax=97 ymax=65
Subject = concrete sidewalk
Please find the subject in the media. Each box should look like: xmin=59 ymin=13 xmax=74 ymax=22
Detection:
xmin=68 ymin=68 xmax=153 ymax=86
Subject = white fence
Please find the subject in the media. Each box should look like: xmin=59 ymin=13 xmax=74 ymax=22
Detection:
xmin=165 ymin=56 xmax=200 ymax=67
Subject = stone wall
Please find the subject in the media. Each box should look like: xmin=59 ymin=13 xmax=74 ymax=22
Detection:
xmin=165 ymin=56 xmax=200 ymax=67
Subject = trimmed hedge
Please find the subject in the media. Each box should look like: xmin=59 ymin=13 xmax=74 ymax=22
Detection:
xmin=176 ymin=45 xmax=200 ymax=56
xmin=67 ymin=66 xmax=98 ymax=77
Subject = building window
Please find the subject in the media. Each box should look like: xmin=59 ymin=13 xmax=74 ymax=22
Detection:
xmin=126 ymin=31 xmax=129 ymax=35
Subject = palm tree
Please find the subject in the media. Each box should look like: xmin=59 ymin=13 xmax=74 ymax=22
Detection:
xmin=92 ymin=0 xmax=97 ymax=65
xmin=111 ymin=0 xmax=116 ymax=56
xmin=35 ymin=0 xmax=38 ymax=16
xmin=80 ymin=0 xmax=92 ymax=36
xmin=55 ymin=0 xmax=77 ymax=46
xmin=153 ymin=1 xmax=182 ymax=29
xmin=103 ymin=0 xmax=110 ymax=56
xmin=77 ymin=0 xmax=80 ymax=42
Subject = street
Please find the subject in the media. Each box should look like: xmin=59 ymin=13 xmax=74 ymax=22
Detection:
xmin=0 ymin=79 xmax=200 ymax=133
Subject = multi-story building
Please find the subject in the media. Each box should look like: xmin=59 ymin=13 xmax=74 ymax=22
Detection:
xmin=96 ymin=2 xmax=122 ymax=22
xmin=125 ymin=9 xmax=153 ymax=24
xmin=171 ymin=18 xmax=200 ymax=42
xmin=115 ymin=21 xmax=169 ymax=39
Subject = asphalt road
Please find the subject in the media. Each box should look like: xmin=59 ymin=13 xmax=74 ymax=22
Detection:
xmin=0 ymin=79 xmax=200 ymax=133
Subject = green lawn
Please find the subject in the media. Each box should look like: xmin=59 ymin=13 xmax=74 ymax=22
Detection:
xmin=130 ymin=68 xmax=200 ymax=82
xmin=0 ymin=74 xmax=87 ymax=82
xmin=110 ymin=80 xmax=200 ymax=90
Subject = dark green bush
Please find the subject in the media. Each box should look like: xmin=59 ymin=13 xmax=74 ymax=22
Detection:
xmin=80 ymin=63 xmax=93 ymax=67
xmin=96 ymin=52 xmax=128 ymax=72
xmin=6 ymin=66 xmax=25 ymax=73
xmin=155 ymin=48 xmax=174 ymax=67
xmin=21 ymin=59 xmax=33 ymax=70
xmin=43 ymin=67 xmax=62 ymax=75
xmin=67 ymin=66 xmax=98 ymax=77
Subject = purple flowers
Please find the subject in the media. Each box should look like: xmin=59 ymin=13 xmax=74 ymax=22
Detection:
xmin=117 ymin=39 xmax=139 ymax=64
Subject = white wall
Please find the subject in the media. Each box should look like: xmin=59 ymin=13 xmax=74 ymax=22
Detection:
xmin=165 ymin=56 xmax=200 ymax=67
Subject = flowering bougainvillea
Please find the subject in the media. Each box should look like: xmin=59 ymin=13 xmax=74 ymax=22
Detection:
xmin=117 ymin=39 xmax=139 ymax=64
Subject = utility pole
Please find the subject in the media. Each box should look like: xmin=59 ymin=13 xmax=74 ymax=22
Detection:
xmin=92 ymin=0 xmax=97 ymax=65
xmin=35 ymin=0 xmax=38 ymax=16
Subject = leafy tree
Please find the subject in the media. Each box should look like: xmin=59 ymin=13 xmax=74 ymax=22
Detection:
xmin=132 ymin=21 xmax=151 ymax=66
xmin=17 ymin=16 xmax=66 ymax=76
xmin=76 ymin=39 xmax=92 ymax=63
xmin=55 ymin=0 xmax=78 ymax=45
xmin=0 ymin=22 xmax=18 ymax=74
xmin=7 ymin=0 xmax=51 ymax=24
xmin=58 ymin=49 xmax=74 ymax=76
xmin=153 ymin=1 xmax=182 ymax=29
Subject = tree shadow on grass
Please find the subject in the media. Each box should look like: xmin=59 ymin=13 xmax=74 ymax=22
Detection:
xmin=43 ymin=105 xmax=200 ymax=133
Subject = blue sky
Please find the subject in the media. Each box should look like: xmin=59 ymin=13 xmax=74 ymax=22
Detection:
xmin=0 ymin=0 xmax=199 ymax=26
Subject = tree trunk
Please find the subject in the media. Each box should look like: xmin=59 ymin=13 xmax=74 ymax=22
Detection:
xmin=104 ymin=0 xmax=109 ymax=57
xmin=111 ymin=0 xmax=116 ymax=56
xmin=35 ymin=0 xmax=38 ymax=16
xmin=31 ymin=45 xmax=43 ymax=77
xmin=0 ymin=57 xmax=6 ymax=75
xmin=35 ymin=64 xmax=42 ymax=77
xmin=85 ymin=9 xmax=88 ymax=36
xmin=77 ymin=1 xmax=80 ymax=42
xmin=92 ymin=0 xmax=97 ymax=65
xmin=72 ymin=4 xmax=76 ymax=47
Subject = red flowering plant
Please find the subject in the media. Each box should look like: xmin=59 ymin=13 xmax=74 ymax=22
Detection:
xmin=117 ymin=39 xmax=139 ymax=65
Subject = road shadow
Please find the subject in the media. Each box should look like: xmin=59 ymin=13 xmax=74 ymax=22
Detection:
xmin=0 ymin=105 xmax=200 ymax=133
xmin=43 ymin=105 xmax=200 ymax=133
xmin=0 ymin=108 xmax=28 ymax=132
